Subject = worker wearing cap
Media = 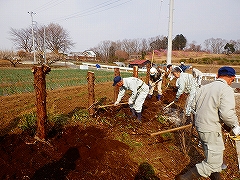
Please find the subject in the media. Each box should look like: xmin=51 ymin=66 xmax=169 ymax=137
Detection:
xmin=177 ymin=66 xmax=240 ymax=180
xmin=148 ymin=67 xmax=165 ymax=101
xmin=171 ymin=66 xmax=199 ymax=123
xmin=179 ymin=62 xmax=189 ymax=72
xmin=113 ymin=76 xmax=149 ymax=121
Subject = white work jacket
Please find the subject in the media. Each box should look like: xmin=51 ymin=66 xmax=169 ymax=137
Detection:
xmin=116 ymin=77 xmax=149 ymax=103
xmin=175 ymin=72 xmax=198 ymax=99
xmin=193 ymin=78 xmax=239 ymax=132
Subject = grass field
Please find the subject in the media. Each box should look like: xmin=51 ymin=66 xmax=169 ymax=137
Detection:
xmin=0 ymin=68 xmax=145 ymax=96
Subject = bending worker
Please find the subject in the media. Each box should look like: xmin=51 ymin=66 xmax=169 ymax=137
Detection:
xmin=171 ymin=66 xmax=199 ymax=123
xmin=177 ymin=66 xmax=240 ymax=180
xmin=148 ymin=66 xmax=165 ymax=101
xmin=113 ymin=76 xmax=149 ymax=122
xmin=189 ymin=66 xmax=203 ymax=87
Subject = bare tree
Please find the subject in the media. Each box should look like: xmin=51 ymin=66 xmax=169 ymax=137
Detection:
xmin=204 ymin=38 xmax=227 ymax=54
xmin=45 ymin=23 xmax=74 ymax=54
xmin=93 ymin=40 xmax=112 ymax=62
xmin=235 ymin=39 xmax=240 ymax=53
xmin=0 ymin=50 xmax=19 ymax=67
xmin=149 ymin=35 xmax=168 ymax=51
xmin=9 ymin=27 xmax=33 ymax=52
xmin=9 ymin=23 xmax=74 ymax=56
xmin=186 ymin=41 xmax=202 ymax=52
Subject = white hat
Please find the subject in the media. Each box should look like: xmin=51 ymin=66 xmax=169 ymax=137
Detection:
xmin=150 ymin=67 xmax=157 ymax=75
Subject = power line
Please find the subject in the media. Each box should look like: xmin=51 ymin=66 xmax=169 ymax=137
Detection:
xmin=33 ymin=0 xmax=67 ymax=13
xmin=38 ymin=0 xmax=134 ymax=24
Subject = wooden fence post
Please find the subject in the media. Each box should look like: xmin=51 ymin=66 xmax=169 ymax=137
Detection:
xmin=133 ymin=66 xmax=138 ymax=77
xmin=32 ymin=65 xmax=51 ymax=140
xmin=114 ymin=68 xmax=120 ymax=102
xmin=145 ymin=63 xmax=151 ymax=85
xmin=87 ymin=71 xmax=95 ymax=116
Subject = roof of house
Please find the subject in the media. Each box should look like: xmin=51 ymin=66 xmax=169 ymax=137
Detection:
xmin=129 ymin=59 xmax=150 ymax=65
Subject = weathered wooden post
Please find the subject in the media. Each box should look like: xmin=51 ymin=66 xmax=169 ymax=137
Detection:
xmin=133 ymin=66 xmax=138 ymax=77
xmin=114 ymin=68 xmax=120 ymax=102
xmin=87 ymin=71 xmax=95 ymax=116
xmin=32 ymin=64 xmax=51 ymax=140
xmin=145 ymin=63 xmax=151 ymax=84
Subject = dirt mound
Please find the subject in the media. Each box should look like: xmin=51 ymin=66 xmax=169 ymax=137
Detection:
xmin=0 ymin=126 xmax=138 ymax=180
xmin=1 ymin=85 xmax=240 ymax=179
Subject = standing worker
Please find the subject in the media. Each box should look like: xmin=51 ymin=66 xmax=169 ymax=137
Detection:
xmin=113 ymin=76 xmax=149 ymax=122
xmin=189 ymin=66 xmax=203 ymax=87
xmin=148 ymin=66 xmax=165 ymax=101
xmin=171 ymin=67 xmax=199 ymax=123
xmin=177 ymin=66 xmax=240 ymax=180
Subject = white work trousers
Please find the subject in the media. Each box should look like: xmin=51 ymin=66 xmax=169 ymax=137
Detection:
xmin=148 ymin=81 xmax=162 ymax=95
xmin=185 ymin=89 xmax=197 ymax=116
xmin=195 ymin=130 xmax=224 ymax=177
xmin=130 ymin=84 xmax=149 ymax=113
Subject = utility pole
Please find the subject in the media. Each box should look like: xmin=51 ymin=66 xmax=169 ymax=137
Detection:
xmin=28 ymin=11 xmax=36 ymax=64
xmin=166 ymin=0 xmax=174 ymax=65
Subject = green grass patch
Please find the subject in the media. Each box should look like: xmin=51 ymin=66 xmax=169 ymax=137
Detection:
xmin=116 ymin=132 xmax=143 ymax=148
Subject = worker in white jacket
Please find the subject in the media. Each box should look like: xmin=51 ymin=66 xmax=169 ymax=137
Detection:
xmin=148 ymin=67 xmax=165 ymax=100
xmin=113 ymin=76 xmax=149 ymax=121
xmin=189 ymin=66 xmax=203 ymax=87
xmin=171 ymin=66 xmax=199 ymax=123
xmin=177 ymin=66 xmax=240 ymax=180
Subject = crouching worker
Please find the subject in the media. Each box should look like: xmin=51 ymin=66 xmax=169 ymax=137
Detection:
xmin=113 ymin=76 xmax=149 ymax=122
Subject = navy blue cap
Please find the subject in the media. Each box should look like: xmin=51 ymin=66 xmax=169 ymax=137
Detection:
xmin=113 ymin=76 xmax=122 ymax=86
xmin=218 ymin=66 xmax=236 ymax=77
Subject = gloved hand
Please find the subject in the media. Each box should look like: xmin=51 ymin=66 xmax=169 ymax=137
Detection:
xmin=174 ymin=97 xmax=179 ymax=103
xmin=128 ymin=99 xmax=133 ymax=105
xmin=233 ymin=125 xmax=240 ymax=136
xmin=114 ymin=101 xmax=119 ymax=106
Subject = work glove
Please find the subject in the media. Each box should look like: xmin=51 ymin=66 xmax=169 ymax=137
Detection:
xmin=128 ymin=99 xmax=133 ymax=105
xmin=114 ymin=101 xmax=119 ymax=106
xmin=233 ymin=125 xmax=240 ymax=136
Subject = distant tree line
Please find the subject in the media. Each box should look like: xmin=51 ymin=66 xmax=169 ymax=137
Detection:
xmin=4 ymin=23 xmax=240 ymax=64
xmin=91 ymin=35 xmax=240 ymax=63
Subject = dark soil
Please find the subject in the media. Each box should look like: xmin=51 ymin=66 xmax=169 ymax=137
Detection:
xmin=1 ymin=83 xmax=240 ymax=180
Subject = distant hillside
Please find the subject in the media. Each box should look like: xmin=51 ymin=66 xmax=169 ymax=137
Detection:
xmin=145 ymin=51 xmax=240 ymax=74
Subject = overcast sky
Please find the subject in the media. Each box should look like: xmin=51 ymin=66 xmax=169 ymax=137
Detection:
xmin=0 ymin=0 xmax=239 ymax=52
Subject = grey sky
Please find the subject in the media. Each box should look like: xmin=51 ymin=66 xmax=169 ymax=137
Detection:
xmin=0 ymin=0 xmax=239 ymax=52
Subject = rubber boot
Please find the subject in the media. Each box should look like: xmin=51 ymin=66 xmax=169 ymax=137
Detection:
xmin=157 ymin=94 xmax=161 ymax=101
xmin=131 ymin=108 xmax=136 ymax=118
xmin=136 ymin=112 xmax=142 ymax=122
xmin=177 ymin=167 xmax=201 ymax=180
xmin=209 ymin=172 xmax=221 ymax=180
xmin=148 ymin=94 xmax=152 ymax=99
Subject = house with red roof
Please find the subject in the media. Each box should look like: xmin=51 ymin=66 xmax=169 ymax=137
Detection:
xmin=129 ymin=59 xmax=151 ymax=68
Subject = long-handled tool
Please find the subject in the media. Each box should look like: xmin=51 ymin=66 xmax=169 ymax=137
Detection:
xmin=150 ymin=124 xmax=192 ymax=137
xmin=97 ymin=102 xmax=128 ymax=109
xmin=162 ymin=101 xmax=175 ymax=110
xmin=229 ymin=135 xmax=240 ymax=171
